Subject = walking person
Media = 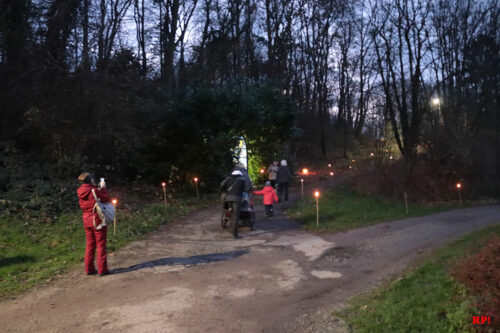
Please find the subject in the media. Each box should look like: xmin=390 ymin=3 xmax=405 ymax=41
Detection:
xmin=233 ymin=162 xmax=254 ymax=191
xmin=253 ymin=181 xmax=278 ymax=217
xmin=276 ymin=160 xmax=290 ymax=202
xmin=220 ymin=170 xmax=250 ymax=238
xmin=268 ymin=161 xmax=279 ymax=188
xmin=77 ymin=173 xmax=111 ymax=276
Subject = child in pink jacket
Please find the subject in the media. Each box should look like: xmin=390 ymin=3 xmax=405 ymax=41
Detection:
xmin=253 ymin=181 xmax=279 ymax=217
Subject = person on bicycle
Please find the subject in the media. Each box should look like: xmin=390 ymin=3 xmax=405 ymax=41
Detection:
xmin=220 ymin=170 xmax=250 ymax=239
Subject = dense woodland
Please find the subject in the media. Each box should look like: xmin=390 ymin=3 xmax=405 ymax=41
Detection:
xmin=0 ymin=0 xmax=499 ymax=198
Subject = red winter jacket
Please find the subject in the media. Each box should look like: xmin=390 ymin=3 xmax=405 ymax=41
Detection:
xmin=77 ymin=184 xmax=111 ymax=228
xmin=253 ymin=186 xmax=278 ymax=205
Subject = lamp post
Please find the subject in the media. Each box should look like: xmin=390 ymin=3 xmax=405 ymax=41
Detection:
xmin=456 ymin=182 xmax=462 ymax=205
xmin=300 ymin=178 xmax=304 ymax=200
xmin=112 ymin=199 xmax=118 ymax=236
xmin=161 ymin=182 xmax=167 ymax=205
xmin=314 ymin=191 xmax=320 ymax=227
xmin=432 ymin=97 xmax=442 ymax=124
xmin=194 ymin=177 xmax=199 ymax=199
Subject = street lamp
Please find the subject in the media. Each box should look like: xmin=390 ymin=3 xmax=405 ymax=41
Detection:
xmin=456 ymin=182 xmax=463 ymax=205
xmin=432 ymin=97 xmax=443 ymax=124
xmin=193 ymin=177 xmax=199 ymax=199
xmin=161 ymin=182 xmax=167 ymax=205
xmin=300 ymin=178 xmax=304 ymax=200
xmin=112 ymin=199 xmax=118 ymax=235
xmin=314 ymin=191 xmax=320 ymax=227
xmin=302 ymin=168 xmax=309 ymax=176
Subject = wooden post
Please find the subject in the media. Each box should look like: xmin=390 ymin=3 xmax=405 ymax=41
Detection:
xmin=404 ymin=192 xmax=408 ymax=214
xmin=162 ymin=183 xmax=167 ymax=205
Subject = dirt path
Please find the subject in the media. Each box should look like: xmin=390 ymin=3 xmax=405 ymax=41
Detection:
xmin=1 ymin=185 xmax=499 ymax=333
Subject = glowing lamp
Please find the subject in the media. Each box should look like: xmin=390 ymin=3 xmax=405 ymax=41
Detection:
xmin=314 ymin=191 xmax=320 ymax=198
xmin=300 ymin=178 xmax=304 ymax=183
xmin=432 ymin=97 xmax=440 ymax=106
xmin=456 ymin=183 xmax=462 ymax=189
xmin=112 ymin=199 xmax=117 ymax=205
xmin=389 ymin=156 xmax=393 ymax=160
xmin=330 ymin=172 xmax=334 ymax=176
xmin=194 ymin=177 xmax=199 ymax=183
xmin=302 ymin=168 xmax=309 ymax=175
xmin=328 ymin=163 xmax=332 ymax=168
xmin=161 ymin=182 xmax=166 ymax=187
xmin=260 ymin=168 xmax=265 ymax=174
xmin=370 ymin=153 xmax=374 ymax=157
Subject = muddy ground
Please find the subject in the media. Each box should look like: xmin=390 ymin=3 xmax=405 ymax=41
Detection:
xmin=1 ymin=183 xmax=499 ymax=333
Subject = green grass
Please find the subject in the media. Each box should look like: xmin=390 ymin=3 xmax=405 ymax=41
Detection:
xmin=336 ymin=224 xmax=500 ymax=333
xmin=0 ymin=194 xmax=217 ymax=299
xmin=287 ymin=189 xmax=461 ymax=231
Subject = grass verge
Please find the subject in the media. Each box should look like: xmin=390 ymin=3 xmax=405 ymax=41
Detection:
xmin=0 ymin=194 xmax=217 ymax=299
xmin=336 ymin=224 xmax=500 ymax=332
xmin=287 ymin=188 xmax=462 ymax=232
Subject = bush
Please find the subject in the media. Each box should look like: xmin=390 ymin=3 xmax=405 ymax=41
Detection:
xmin=451 ymin=235 xmax=500 ymax=332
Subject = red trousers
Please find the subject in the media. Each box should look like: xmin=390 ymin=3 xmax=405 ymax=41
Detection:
xmin=84 ymin=226 xmax=108 ymax=275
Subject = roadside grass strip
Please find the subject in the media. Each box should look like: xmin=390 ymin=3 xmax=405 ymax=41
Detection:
xmin=287 ymin=189 xmax=460 ymax=231
xmin=336 ymin=224 xmax=500 ymax=333
xmin=0 ymin=195 xmax=216 ymax=299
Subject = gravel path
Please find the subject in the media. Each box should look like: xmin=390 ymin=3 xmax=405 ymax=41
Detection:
xmin=1 ymin=184 xmax=499 ymax=333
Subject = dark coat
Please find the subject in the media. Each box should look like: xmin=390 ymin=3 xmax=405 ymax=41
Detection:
xmin=276 ymin=166 xmax=290 ymax=184
xmin=232 ymin=166 xmax=254 ymax=191
xmin=220 ymin=175 xmax=250 ymax=202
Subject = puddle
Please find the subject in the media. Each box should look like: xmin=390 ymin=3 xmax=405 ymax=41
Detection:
xmin=313 ymin=246 xmax=357 ymax=269
xmin=111 ymin=250 xmax=249 ymax=274
xmin=267 ymin=234 xmax=335 ymax=261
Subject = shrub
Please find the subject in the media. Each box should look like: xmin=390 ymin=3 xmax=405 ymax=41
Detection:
xmin=451 ymin=235 xmax=500 ymax=332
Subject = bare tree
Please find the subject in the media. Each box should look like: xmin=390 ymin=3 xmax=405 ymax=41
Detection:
xmin=96 ymin=0 xmax=133 ymax=72
xmin=134 ymin=0 xmax=147 ymax=75
xmin=371 ymin=0 xmax=431 ymax=162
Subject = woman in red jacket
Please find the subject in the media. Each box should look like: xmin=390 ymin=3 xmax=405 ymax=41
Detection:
xmin=253 ymin=181 xmax=279 ymax=217
xmin=77 ymin=173 xmax=111 ymax=276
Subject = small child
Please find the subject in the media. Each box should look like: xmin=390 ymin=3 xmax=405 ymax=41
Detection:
xmin=253 ymin=181 xmax=279 ymax=217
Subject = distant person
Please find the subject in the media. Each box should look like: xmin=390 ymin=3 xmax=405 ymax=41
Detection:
xmin=276 ymin=160 xmax=290 ymax=202
xmin=233 ymin=162 xmax=254 ymax=191
xmin=220 ymin=170 xmax=250 ymax=239
xmin=77 ymin=173 xmax=111 ymax=276
xmin=268 ymin=161 xmax=279 ymax=188
xmin=253 ymin=181 xmax=278 ymax=217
